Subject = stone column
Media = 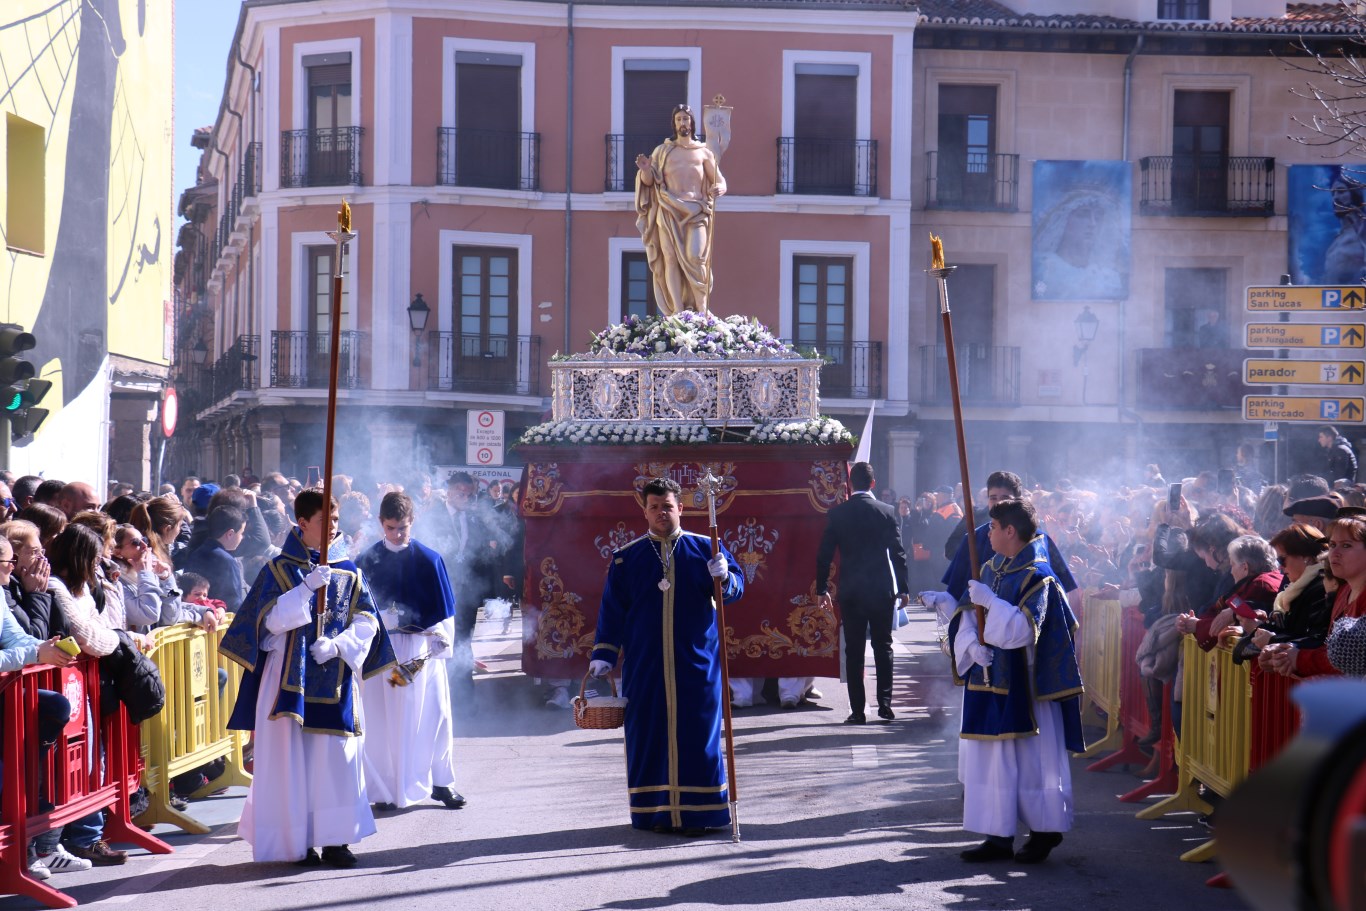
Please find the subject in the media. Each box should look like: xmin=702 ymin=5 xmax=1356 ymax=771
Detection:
xmin=257 ymin=416 xmax=284 ymax=475
xmin=886 ymin=430 xmax=922 ymax=499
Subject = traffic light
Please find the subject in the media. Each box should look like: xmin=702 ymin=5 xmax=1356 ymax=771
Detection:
xmin=0 ymin=325 xmax=36 ymax=388
xmin=0 ymin=327 xmax=47 ymax=443
xmin=10 ymin=378 xmax=50 ymax=440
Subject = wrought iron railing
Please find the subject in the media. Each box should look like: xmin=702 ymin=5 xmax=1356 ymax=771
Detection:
xmin=782 ymin=339 xmax=882 ymax=399
xmin=1139 ymin=155 xmax=1275 ymax=216
xmin=924 ymin=150 xmax=1020 ymax=211
xmin=918 ymin=345 xmax=1021 ymax=406
xmin=437 ymin=128 xmax=540 ymax=191
xmin=237 ymin=142 xmax=261 ymax=201
xmin=280 ymin=126 xmax=365 ymax=188
xmin=202 ymin=335 xmax=259 ymax=404
xmin=269 ymin=330 xmax=366 ymax=388
xmin=776 ymin=137 xmax=877 ymax=197
xmin=1135 ymin=348 xmax=1250 ymax=409
xmin=427 ymin=333 xmax=541 ymax=394
xmin=604 ymin=134 xmax=671 ymax=192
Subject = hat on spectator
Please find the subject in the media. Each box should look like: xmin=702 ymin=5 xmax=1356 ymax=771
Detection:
xmin=1283 ymin=496 xmax=1339 ymax=520
xmin=190 ymin=483 xmax=221 ymax=512
xmin=1337 ymin=506 xmax=1366 ymax=519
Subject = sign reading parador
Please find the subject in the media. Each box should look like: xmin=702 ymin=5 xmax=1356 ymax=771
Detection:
xmin=1243 ymin=359 xmax=1366 ymax=386
xmin=1245 ymin=323 xmax=1366 ymax=349
xmin=1246 ymin=285 xmax=1366 ymax=312
xmin=1243 ymin=396 xmax=1366 ymax=423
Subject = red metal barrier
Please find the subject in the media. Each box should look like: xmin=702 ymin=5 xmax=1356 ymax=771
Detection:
xmin=1249 ymin=663 xmax=1300 ymax=771
xmin=1119 ymin=681 xmax=1179 ymax=803
xmin=0 ymin=659 xmax=172 ymax=908
xmin=1087 ymin=607 xmax=1153 ymax=773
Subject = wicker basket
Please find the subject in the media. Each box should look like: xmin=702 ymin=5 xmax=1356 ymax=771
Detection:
xmin=572 ymin=671 xmax=628 ymax=730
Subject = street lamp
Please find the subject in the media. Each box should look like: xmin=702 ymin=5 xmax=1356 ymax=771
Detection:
xmin=408 ymin=293 xmax=431 ymax=367
xmin=1073 ymin=305 xmax=1100 ymax=404
xmin=190 ymin=339 xmax=209 ymax=367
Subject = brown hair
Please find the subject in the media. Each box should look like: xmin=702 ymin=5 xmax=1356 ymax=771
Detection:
xmin=18 ymin=503 xmax=66 ymax=550
xmin=1268 ymin=523 xmax=1329 ymax=559
xmin=69 ymin=510 xmax=115 ymax=549
xmin=47 ymin=524 xmax=102 ymax=597
xmin=130 ymin=495 xmax=185 ymax=564
xmin=379 ymin=491 xmax=415 ymax=523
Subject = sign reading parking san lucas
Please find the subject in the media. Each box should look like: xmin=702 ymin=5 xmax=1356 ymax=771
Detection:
xmin=1243 ymin=284 xmax=1366 ymax=424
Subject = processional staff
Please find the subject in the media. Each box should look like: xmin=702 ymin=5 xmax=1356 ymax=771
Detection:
xmin=927 ymin=235 xmax=987 ymax=652
xmin=699 ymin=469 xmax=741 ymax=843
xmin=317 ymin=200 xmax=356 ymax=638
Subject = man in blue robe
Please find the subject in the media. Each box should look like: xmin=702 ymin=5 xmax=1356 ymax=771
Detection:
xmin=221 ymin=488 xmax=396 ymax=867
xmin=358 ymin=491 xmax=464 ymax=811
xmin=941 ymin=470 xmax=1076 ymax=602
xmin=947 ymin=497 xmax=1085 ymax=864
xmin=589 ymin=477 xmax=743 ymax=835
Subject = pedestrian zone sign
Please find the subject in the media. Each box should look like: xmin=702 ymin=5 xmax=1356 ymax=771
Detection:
xmin=1243 ymin=396 xmax=1365 ymax=423
xmin=1246 ymin=285 xmax=1366 ymax=311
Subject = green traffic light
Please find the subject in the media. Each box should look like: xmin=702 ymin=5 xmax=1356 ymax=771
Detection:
xmin=3 ymin=391 xmax=21 ymax=412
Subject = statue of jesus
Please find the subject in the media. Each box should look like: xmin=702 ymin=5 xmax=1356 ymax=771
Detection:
xmin=634 ymin=104 xmax=727 ymax=315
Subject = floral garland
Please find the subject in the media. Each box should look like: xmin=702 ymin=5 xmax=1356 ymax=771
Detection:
xmin=745 ymin=417 xmax=853 ymax=445
xmin=516 ymin=417 xmax=853 ymax=447
xmin=578 ymin=312 xmax=794 ymax=359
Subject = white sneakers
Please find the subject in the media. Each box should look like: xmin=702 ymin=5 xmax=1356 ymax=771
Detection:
xmin=37 ymin=844 xmax=94 ymax=873
xmin=28 ymin=859 xmax=51 ymax=880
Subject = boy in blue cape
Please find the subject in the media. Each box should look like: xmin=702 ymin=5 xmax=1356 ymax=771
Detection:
xmin=221 ymin=488 xmax=395 ymax=867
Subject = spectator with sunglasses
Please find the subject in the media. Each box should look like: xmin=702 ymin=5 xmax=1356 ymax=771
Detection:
xmin=111 ymin=524 xmax=174 ymax=633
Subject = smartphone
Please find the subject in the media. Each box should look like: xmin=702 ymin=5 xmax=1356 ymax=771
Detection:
xmin=55 ymin=637 xmax=80 ymax=657
xmin=1217 ymin=468 xmax=1235 ymax=496
xmin=1168 ymin=482 xmax=1182 ymax=511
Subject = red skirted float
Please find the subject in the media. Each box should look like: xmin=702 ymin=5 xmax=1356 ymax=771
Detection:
xmin=518 ymin=442 xmax=852 ymax=680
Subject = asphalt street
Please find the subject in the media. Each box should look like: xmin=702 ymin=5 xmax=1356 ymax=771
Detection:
xmin=4 ymin=608 xmax=1250 ymax=911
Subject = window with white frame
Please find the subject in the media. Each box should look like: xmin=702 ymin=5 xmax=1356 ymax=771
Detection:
xmin=779 ymin=51 xmax=872 ymax=197
xmin=441 ymin=39 xmax=537 ymax=191
xmin=608 ymin=48 xmax=701 ymax=191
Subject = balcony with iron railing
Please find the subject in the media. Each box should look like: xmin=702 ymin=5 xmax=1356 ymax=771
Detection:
xmin=1135 ymin=348 xmax=1251 ymax=409
xmin=280 ymin=126 xmax=365 ymax=188
xmin=237 ymin=141 xmax=262 ymax=203
xmin=918 ymin=345 xmax=1021 ymax=407
xmin=437 ymin=128 xmax=540 ymax=191
xmin=270 ymin=330 xmax=367 ymax=389
xmin=924 ymin=151 xmax=1020 ymax=211
xmin=426 ymin=333 xmax=541 ymax=395
xmin=200 ymin=335 xmax=259 ymax=405
xmin=604 ymin=134 xmax=669 ymax=192
xmin=776 ymin=138 xmax=877 ymax=197
xmin=1139 ymin=155 xmax=1275 ymax=216
xmin=781 ymin=340 xmax=882 ymax=399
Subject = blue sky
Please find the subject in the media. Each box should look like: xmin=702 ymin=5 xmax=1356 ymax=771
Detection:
xmin=174 ymin=1 xmax=244 ymax=219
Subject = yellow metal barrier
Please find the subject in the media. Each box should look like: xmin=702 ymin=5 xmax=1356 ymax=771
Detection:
xmin=1135 ymin=635 xmax=1251 ymax=862
xmin=1076 ymin=595 xmax=1123 ymax=757
xmin=139 ymin=621 xmax=253 ymax=834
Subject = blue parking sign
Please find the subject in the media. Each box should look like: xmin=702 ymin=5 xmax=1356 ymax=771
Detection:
xmin=1324 ymin=289 xmax=1343 ymax=308
xmin=1322 ymin=400 xmax=1341 ymax=419
xmin=1324 ymin=327 xmax=1342 ymax=346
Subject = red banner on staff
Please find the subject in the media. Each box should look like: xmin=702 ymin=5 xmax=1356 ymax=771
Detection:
xmin=517 ymin=442 xmax=852 ymax=680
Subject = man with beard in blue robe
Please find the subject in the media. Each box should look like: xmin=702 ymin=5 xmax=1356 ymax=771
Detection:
xmin=589 ymin=477 xmax=743 ymax=835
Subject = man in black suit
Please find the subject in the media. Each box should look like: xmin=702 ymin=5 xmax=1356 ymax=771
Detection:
xmin=816 ymin=461 xmax=911 ymax=724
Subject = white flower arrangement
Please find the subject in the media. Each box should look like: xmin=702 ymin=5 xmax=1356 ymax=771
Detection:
xmin=745 ymin=417 xmax=853 ymax=445
xmin=582 ymin=313 xmax=794 ymax=360
xmin=516 ymin=421 xmax=715 ymax=447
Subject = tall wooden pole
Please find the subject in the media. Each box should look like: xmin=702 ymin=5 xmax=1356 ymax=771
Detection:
xmin=700 ymin=469 xmax=740 ymax=843
xmin=317 ymin=201 xmax=356 ymax=637
xmin=927 ymin=235 xmax=986 ymax=647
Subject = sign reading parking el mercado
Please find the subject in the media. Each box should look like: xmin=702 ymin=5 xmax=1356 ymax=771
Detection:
xmin=1243 ymin=284 xmax=1366 ymax=423
xmin=466 ymin=410 xmax=505 ymax=467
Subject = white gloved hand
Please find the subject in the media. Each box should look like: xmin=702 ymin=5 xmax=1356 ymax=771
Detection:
xmin=707 ymin=555 xmax=728 ymax=579
xmin=588 ymin=659 xmax=613 ymax=678
xmin=967 ymin=641 xmax=994 ymax=668
xmin=380 ymin=606 xmax=401 ymax=630
xmin=966 ymin=580 xmax=995 ymax=608
xmin=310 ymin=636 xmax=339 ymax=665
xmin=304 ymin=565 xmax=333 ymax=592
xmin=427 ymin=628 xmax=451 ymax=659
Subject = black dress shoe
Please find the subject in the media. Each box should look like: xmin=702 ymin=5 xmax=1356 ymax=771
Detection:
xmin=321 ymin=845 xmax=358 ymax=868
xmin=432 ymin=786 xmax=466 ymax=809
xmin=295 ymin=848 xmax=321 ymax=867
xmin=680 ymin=827 xmax=708 ymax=837
xmin=961 ymin=837 xmax=1014 ymax=862
xmin=844 ymin=712 xmax=866 ymax=724
xmin=877 ymin=705 xmax=895 ymax=720
xmin=372 ymin=802 xmax=398 ymax=812
xmin=1014 ymin=831 xmax=1063 ymax=864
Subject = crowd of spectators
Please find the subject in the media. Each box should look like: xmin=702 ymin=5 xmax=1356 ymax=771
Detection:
xmin=0 ymin=465 xmax=525 ymax=883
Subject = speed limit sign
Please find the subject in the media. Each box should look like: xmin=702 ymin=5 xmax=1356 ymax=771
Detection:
xmin=466 ymin=411 xmax=505 ymax=467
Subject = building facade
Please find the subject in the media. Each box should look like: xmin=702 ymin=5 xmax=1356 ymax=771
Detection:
xmin=172 ymin=0 xmax=916 ymax=489
xmin=174 ymin=0 xmax=1364 ymax=495
xmin=2 ymin=1 xmax=174 ymax=489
